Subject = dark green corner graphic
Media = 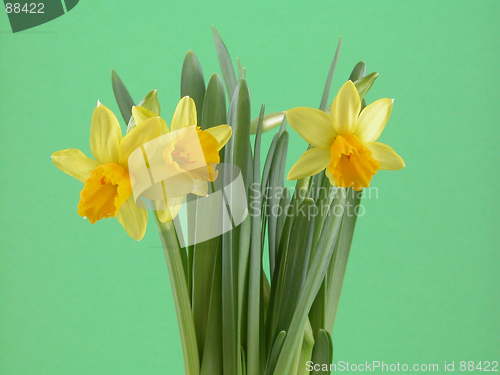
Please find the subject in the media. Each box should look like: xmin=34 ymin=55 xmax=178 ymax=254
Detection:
xmin=4 ymin=0 xmax=79 ymax=33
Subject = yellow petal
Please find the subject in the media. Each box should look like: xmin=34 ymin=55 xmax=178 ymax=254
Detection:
xmin=132 ymin=106 xmax=157 ymax=125
xmin=355 ymin=98 xmax=393 ymax=143
xmin=119 ymin=117 xmax=162 ymax=167
xmin=90 ymin=102 xmax=122 ymax=164
xmin=52 ymin=149 xmax=100 ymax=183
xmin=325 ymin=168 xmax=338 ymax=187
xmin=160 ymin=118 xmax=169 ymax=135
xmin=285 ymin=107 xmax=336 ymax=148
xmin=171 ymin=96 xmax=197 ymax=132
xmin=78 ymin=163 xmax=131 ymax=223
xmin=330 ymin=81 xmax=361 ymax=135
xmin=287 ymin=147 xmax=331 ymax=180
xmin=205 ymin=125 xmax=232 ymax=150
xmin=132 ymin=106 xmax=170 ymax=134
xmin=191 ymin=179 xmax=209 ymax=196
xmin=157 ymin=195 xmax=185 ymax=223
xmin=116 ymin=195 xmax=148 ymax=240
xmin=365 ymin=142 xmax=405 ymax=170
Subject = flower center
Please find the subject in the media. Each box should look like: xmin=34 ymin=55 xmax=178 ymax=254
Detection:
xmin=78 ymin=163 xmax=132 ymax=223
xmin=328 ymin=134 xmax=380 ymax=191
xmin=163 ymin=126 xmax=220 ymax=181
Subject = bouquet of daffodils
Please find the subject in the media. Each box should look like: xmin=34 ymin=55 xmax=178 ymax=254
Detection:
xmin=52 ymin=28 xmax=404 ymax=375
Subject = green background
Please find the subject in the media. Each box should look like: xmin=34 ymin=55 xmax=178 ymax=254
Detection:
xmin=1 ymin=1 xmax=499 ymax=373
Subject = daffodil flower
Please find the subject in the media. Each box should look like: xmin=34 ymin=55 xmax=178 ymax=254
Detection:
xmin=52 ymin=102 xmax=163 ymax=240
xmin=128 ymin=97 xmax=232 ymax=223
xmin=286 ymin=80 xmax=405 ymax=190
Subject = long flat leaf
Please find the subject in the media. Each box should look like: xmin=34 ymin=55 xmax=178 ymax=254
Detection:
xmin=310 ymin=329 xmax=333 ymax=374
xmin=212 ymin=26 xmax=237 ymax=99
xmin=192 ymin=236 xmax=220 ymax=360
xmin=325 ymin=188 xmax=361 ymax=333
xmin=201 ymin=73 xmax=227 ymax=131
xmin=319 ymin=37 xmax=342 ymax=112
xmin=247 ymin=104 xmax=265 ymax=375
xmin=228 ymin=79 xmax=252 ymax=186
xmin=220 ymin=85 xmax=243 ymax=375
xmin=200 ymin=242 xmax=223 ymax=375
xmin=181 ymin=51 xmax=206 ymax=304
xmin=267 ymin=131 xmax=289 ymax=278
xmin=111 ymin=69 xmax=135 ymax=125
xmin=265 ymin=331 xmax=286 ymax=375
xmin=237 ymin=57 xmax=246 ymax=81
xmin=221 ymin=215 xmax=237 ymax=375
xmin=181 ymin=50 xmax=206 ymax=126
xmin=273 ymin=191 xmax=346 ymax=374
xmin=237 ymin=216 xmax=252 ymax=373
xmin=274 ymin=199 xmax=316 ymax=337
xmin=275 ymin=189 xmax=290 ymax=253
xmin=297 ymin=318 xmax=315 ymax=375
xmin=265 ymin=187 xmax=298 ymax=352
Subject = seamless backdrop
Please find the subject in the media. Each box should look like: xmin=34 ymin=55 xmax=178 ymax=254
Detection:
xmin=1 ymin=1 xmax=499 ymax=374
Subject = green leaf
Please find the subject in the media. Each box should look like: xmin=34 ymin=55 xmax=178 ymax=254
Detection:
xmin=181 ymin=51 xmax=206 ymax=304
xmin=201 ymin=73 xmax=227 ymax=131
xmin=266 ymin=131 xmax=289 ymax=278
xmin=265 ymin=211 xmax=290 ymax=353
xmin=127 ymin=90 xmax=161 ymax=133
xmin=310 ymin=330 xmax=333 ymax=374
xmin=247 ymin=104 xmax=265 ymax=375
xmin=212 ymin=26 xmax=237 ymax=99
xmin=220 ymin=79 xmax=253 ymax=375
xmin=154 ymin=216 xmax=200 ymax=375
xmin=325 ymin=188 xmax=362 ymax=333
xmin=250 ymin=112 xmax=285 ymax=135
xmin=228 ymin=79 xmax=252 ymax=186
xmin=274 ymin=199 xmax=316 ymax=337
xmin=237 ymin=216 xmax=252 ymax=373
xmin=297 ymin=319 xmax=315 ymax=375
xmin=354 ymin=72 xmax=378 ymax=101
xmin=308 ymin=179 xmax=335 ymax=339
xmin=111 ymin=69 xmax=135 ymax=125
xmin=241 ymin=346 xmax=247 ymax=375
xmin=273 ymin=191 xmax=346 ymax=375
xmin=275 ymin=189 xmax=290 ymax=254
xmin=221 ymin=209 xmax=237 ymax=375
xmin=289 ymin=326 xmax=306 ymax=375
xmin=348 ymin=61 xmax=366 ymax=82
xmin=319 ymin=37 xmax=342 ymax=112
xmin=181 ymin=50 xmax=206 ymax=127
xmin=309 ymin=280 xmax=326 ymax=341
xmin=237 ymin=57 xmax=246 ymax=81
xmin=265 ymin=331 xmax=286 ymax=375
xmin=200 ymin=243 xmax=223 ymax=375
xmin=221 ymin=223 xmax=237 ymax=375
xmin=192 ymin=236 xmax=220 ymax=361
xmin=261 ymin=133 xmax=278 ymax=198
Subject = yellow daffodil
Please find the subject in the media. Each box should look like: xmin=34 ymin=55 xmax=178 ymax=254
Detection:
xmin=286 ymin=80 xmax=405 ymax=190
xmin=52 ymin=102 xmax=163 ymax=240
xmin=129 ymin=96 xmax=232 ymax=223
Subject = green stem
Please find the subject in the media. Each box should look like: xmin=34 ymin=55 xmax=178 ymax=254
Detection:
xmin=154 ymin=214 xmax=200 ymax=375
